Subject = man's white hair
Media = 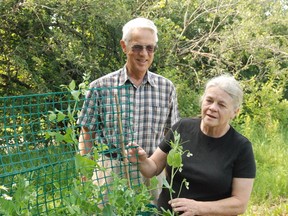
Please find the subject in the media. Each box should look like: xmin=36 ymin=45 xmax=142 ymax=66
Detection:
xmin=122 ymin=17 xmax=158 ymax=44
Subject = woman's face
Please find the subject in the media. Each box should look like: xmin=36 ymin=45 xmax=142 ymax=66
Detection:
xmin=201 ymin=86 xmax=238 ymax=130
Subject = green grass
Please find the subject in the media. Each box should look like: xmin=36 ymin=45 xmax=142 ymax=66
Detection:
xmin=241 ymin=124 xmax=288 ymax=215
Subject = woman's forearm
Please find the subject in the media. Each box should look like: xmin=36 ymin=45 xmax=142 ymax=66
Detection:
xmin=138 ymin=158 xmax=158 ymax=178
xmin=127 ymin=145 xmax=167 ymax=178
xmin=139 ymin=148 xmax=167 ymax=178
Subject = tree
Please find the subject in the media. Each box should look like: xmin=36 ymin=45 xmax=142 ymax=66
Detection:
xmin=1 ymin=0 xmax=287 ymax=122
xmin=144 ymin=0 xmax=288 ymax=118
xmin=0 ymin=0 xmax=131 ymax=95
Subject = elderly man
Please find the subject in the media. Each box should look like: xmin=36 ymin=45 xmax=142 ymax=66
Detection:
xmin=77 ymin=17 xmax=180 ymax=204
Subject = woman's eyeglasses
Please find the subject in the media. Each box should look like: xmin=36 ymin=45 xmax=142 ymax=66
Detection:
xmin=130 ymin=44 xmax=157 ymax=53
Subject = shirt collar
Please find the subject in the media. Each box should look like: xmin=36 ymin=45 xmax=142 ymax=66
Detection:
xmin=119 ymin=65 xmax=156 ymax=87
xmin=119 ymin=66 xmax=129 ymax=86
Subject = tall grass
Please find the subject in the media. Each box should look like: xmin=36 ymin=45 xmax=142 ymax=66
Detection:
xmin=239 ymin=118 xmax=288 ymax=215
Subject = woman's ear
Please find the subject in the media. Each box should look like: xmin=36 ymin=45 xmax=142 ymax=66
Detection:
xmin=120 ymin=40 xmax=127 ymax=53
xmin=232 ymin=108 xmax=240 ymax=119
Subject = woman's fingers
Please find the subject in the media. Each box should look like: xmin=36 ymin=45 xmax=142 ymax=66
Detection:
xmin=127 ymin=143 xmax=147 ymax=162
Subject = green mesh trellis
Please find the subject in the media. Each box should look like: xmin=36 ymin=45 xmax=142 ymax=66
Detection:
xmin=0 ymin=86 xmax=154 ymax=215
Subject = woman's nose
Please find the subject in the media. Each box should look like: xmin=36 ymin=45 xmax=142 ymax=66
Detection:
xmin=209 ymin=103 xmax=218 ymax=111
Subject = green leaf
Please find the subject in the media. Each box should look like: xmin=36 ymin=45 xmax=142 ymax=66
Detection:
xmin=102 ymin=204 xmax=115 ymax=216
xmin=71 ymin=90 xmax=81 ymax=101
xmin=48 ymin=111 xmax=57 ymax=121
xmin=45 ymin=131 xmax=56 ymax=139
xmin=162 ymin=178 xmax=171 ymax=190
xmin=55 ymin=133 xmax=64 ymax=142
xmin=78 ymin=82 xmax=86 ymax=90
xmin=93 ymin=149 xmax=100 ymax=161
xmin=167 ymin=149 xmax=182 ymax=168
xmin=69 ymin=80 xmax=76 ymax=91
xmin=57 ymin=111 xmax=66 ymax=122
xmin=63 ymin=129 xmax=75 ymax=144
xmin=174 ymin=131 xmax=181 ymax=145
xmin=75 ymin=154 xmax=97 ymax=179
xmin=150 ymin=176 xmax=159 ymax=189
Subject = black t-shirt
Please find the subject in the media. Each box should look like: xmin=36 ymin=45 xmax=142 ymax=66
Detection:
xmin=157 ymin=118 xmax=256 ymax=212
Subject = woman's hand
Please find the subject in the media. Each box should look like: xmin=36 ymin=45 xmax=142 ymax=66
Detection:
xmin=127 ymin=142 xmax=148 ymax=163
xmin=169 ymin=198 xmax=200 ymax=216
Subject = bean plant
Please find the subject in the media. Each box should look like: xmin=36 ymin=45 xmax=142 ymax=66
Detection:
xmin=161 ymin=131 xmax=192 ymax=216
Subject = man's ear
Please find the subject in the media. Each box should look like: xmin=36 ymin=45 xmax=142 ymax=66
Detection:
xmin=120 ymin=40 xmax=127 ymax=53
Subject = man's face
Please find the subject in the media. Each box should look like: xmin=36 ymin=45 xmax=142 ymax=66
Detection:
xmin=121 ymin=28 xmax=156 ymax=75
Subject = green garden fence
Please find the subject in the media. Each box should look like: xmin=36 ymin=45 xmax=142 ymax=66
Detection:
xmin=0 ymin=86 xmax=156 ymax=215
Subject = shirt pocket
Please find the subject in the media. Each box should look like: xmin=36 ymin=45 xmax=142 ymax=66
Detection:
xmin=147 ymin=105 xmax=169 ymax=134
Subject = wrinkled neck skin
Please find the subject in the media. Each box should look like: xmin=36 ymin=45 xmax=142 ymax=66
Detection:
xmin=200 ymin=120 xmax=230 ymax=138
xmin=126 ymin=68 xmax=146 ymax=87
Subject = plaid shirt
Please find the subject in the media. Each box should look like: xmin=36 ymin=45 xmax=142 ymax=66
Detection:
xmin=77 ymin=66 xmax=180 ymax=156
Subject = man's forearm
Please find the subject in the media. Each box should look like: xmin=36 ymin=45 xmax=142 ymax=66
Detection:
xmin=78 ymin=127 xmax=94 ymax=155
xmin=79 ymin=139 xmax=93 ymax=155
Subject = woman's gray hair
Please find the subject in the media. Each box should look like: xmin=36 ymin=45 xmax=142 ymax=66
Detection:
xmin=122 ymin=17 xmax=158 ymax=44
xmin=201 ymin=74 xmax=243 ymax=109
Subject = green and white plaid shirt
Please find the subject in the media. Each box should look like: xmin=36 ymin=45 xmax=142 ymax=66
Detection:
xmin=77 ymin=66 xmax=180 ymax=156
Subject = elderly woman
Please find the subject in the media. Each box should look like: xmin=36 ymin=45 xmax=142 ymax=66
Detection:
xmin=128 ymin=74 xmax=256 ymax=215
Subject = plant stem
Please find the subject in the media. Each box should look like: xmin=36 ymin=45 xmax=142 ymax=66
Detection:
xmin=115 ymin=94 xmax=131 ymax=189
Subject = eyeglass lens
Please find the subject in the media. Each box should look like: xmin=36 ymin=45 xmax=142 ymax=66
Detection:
xmin=131 ymin=45 xmax=156 ymax=53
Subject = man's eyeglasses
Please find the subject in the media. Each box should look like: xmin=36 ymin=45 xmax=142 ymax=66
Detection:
xmin=130 ymin=44 xmax=157 ymax=53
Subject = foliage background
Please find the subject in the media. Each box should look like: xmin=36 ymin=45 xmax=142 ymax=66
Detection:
xmin=1 ymin=0 xmax=287 ymax=214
